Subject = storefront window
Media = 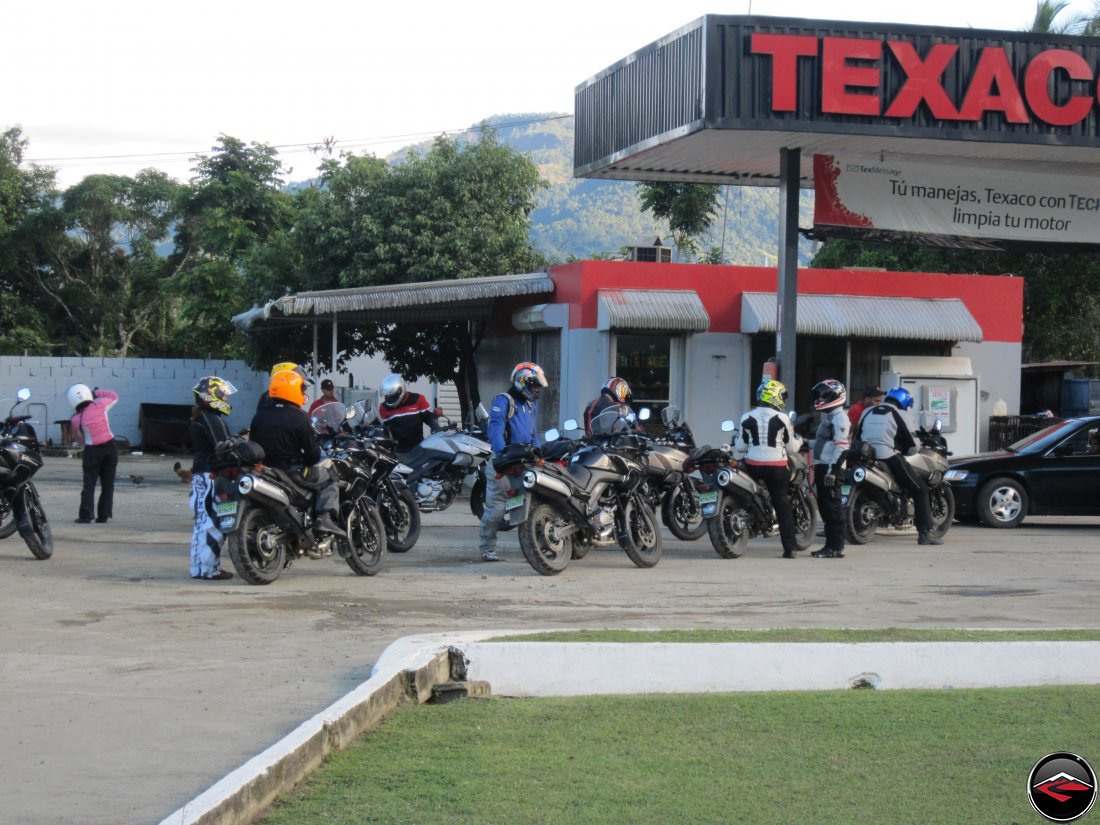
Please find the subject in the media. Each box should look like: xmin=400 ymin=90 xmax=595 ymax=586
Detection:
xmin=615 ymin=334 xmax=672 ymax=420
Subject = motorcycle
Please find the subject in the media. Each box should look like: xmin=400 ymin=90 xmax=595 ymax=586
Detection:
xmin=497 ymin=405 xmax=662 ymax=576
xmin=0 ymin=387 xmax=52 ymax=559
xmin=393 ymin=411 xmax=493 ymax=516
xmin=841 ymin=420 xmax=955 ymax=544
xmin=212 ymin=405 xmax=386 ymax=585
xmin=639 ymin=405 xmax=707 ymax=541
xmin=690 ymin=418 xmax=818 ymax=558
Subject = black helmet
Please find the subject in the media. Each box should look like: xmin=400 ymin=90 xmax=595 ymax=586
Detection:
xmin=811 ymin=379 xmax=846 ymax=412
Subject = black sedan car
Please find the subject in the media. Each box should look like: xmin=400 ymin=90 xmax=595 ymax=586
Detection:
xmin=946 ymin=416 xmax=1100 ymax=527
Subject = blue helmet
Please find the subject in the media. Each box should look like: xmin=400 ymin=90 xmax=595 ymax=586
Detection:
xmin=885 ymin=386 xmax=913 ymax=411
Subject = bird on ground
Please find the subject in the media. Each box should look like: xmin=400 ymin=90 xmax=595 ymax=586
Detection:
xmin=173 ymin=462 xmax=194 ymax=484
xmin=129 ymin=474 xmax=145 ymax=486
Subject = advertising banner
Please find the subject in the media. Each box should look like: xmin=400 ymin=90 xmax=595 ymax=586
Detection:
xmin=813 ymin=154 xmax=1100 ymax=246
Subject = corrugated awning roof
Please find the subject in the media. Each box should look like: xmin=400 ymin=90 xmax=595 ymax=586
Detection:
xmin=233 ymin=272 xmax=555 ymax=329
xmin=597 ymin=289 xmax=709 ymax=332
xmin=740 ymin=293 xmax=983 ymax=342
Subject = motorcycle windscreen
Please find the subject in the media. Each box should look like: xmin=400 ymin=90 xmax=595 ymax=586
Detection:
xmin=311 ymin=402 xmax=346 ymax=435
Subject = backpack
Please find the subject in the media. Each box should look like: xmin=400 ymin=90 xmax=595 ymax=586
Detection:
xmin=494 ymin=392 xmax=517 ymax=445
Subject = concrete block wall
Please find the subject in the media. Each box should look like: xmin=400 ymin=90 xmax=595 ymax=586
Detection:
xmin=1 ymin=356 xmax=267 ymax=448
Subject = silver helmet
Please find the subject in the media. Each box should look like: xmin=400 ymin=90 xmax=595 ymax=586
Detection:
xmin=380 ymin=373 xmax=406 ymax=408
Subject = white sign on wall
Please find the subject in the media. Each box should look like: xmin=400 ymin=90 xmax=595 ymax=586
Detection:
xmin=813 ymin=153 xmax=1100 ymax=245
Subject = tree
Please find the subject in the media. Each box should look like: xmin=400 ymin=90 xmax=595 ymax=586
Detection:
xmin=173 ymin=135 xmax=293 ymax=358
xmin=0 ymin=127 xmax=56 ymax=354
xmin=1025 ymin=0 xmax=1086 ymax=33
xmin=636 ymin=182 xmax=721 ymax=261
xmin=244 ymin=128 xmax=547 ymax=419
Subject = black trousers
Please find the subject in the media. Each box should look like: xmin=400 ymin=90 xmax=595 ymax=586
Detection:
xmin=884 ymin=454 xmax=932 ymax=534
xmin=80 ymin=441 xmax=118 ymax=521
xmin=814 ymin=464 xmax=846 ymax=552
xmin=746 ymin=463 xmax=798 ymax=555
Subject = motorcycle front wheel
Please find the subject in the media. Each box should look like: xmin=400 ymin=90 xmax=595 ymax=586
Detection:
xmin=0 ymin=503 xmax=18 ymax=540
xmin=343 ymin=500 xmax=386 ymax=576
xmin=227 ymin=507 xmax=286 ymax=585
xmin=662 ymin=482 xmax=708 ymax=541
xmin=707 ymin=495 xmax=749 ymax=559
xmin=618 ymin=495 xmax=662 ymax=568
xmin=16 ymin=485 xmax=52 ymax=560
xmin=927 ymin=484 xmax=956 ymax=540
xmin=518 ymin=499 xmax=573 ymax=576
xmin=791 ymin=487 xmax=818 ymax=551
xmin=845 ymin=486 xmax=880 ymax=545
xmin=381 ymin=484 xmax=420 ymax=553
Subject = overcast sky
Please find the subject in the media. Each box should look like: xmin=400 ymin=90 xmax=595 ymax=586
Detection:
xmin=4 ymin=0 xmax=1095 ymax=186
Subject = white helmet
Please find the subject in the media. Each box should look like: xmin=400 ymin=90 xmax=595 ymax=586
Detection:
xmin=67 ymin=383 xmax=93 ymax=410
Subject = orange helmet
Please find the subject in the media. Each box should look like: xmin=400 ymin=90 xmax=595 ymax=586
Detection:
xmin=269 ymin=369 xmax=306 ymax=407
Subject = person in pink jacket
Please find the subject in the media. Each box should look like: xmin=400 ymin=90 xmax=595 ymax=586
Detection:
xmin=68 ymin=384 xmax=119 ymax=524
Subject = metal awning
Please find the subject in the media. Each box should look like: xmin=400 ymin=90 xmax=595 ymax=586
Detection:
xmin=740 ymin=293 xmax=983 ymax=342
xmin=597 ymin=289 xmax=710 ymax=332
xmin=232 ymin=272 xmax=556 ymax=329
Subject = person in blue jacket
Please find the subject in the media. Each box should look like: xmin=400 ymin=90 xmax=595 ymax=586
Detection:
xmin=478 ymin=362 xmax=547 ymax=562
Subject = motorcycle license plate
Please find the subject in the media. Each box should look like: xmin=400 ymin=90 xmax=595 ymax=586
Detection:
xmin=840 ymin=485 xmax=851 ymax=506
xmin=699 ymin=490 xmax=718 ymax=517
xmin=505 ymin=494 xmax=525 ymax=511
xmin=215 ymin=500 xmax=238 ymax=516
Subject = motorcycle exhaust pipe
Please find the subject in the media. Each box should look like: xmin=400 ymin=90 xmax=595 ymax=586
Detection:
xmin=238 ymin=474 xmax=291 ymax=507
xmin=521 ymin=469 xmax=571 ymax=499
xmin=851 ymin=466 xmax=893 ymax=493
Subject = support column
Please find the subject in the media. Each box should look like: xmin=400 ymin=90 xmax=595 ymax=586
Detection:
xmin=775 ymin=146 xmax=801 ymax=411
xmin=311 ymin=320 xmax=319 ymax=402
xmin=331 ymin=314 xmax=338 ymax=379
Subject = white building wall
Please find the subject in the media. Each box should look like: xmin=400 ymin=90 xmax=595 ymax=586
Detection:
xmin=683 ymin=333 xmax=752 ymax=447
xmin=953 ymin=340 xmax=1023 ymax=450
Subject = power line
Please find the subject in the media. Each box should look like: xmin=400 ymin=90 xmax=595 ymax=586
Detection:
xmin=27 ymin=114 xmax=575 ymax=165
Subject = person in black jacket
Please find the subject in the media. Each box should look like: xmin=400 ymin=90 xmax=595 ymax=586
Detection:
xmin=376 ymin=373 xmax=440 ymax=454
xmin=249 ymin=369 xmax=345 ymax=537
xmin=583 ymin=377 xmax=634 ymax=437
xmin=188 ymin=376 xmax=236 ymax=580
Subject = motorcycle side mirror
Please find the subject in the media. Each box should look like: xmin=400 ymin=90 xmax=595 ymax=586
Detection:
xmin=720 ymin=419 xmax=735 ymax=432
xmin=637 ymin=407 xmax=651 ymax=421
xmin=933 ymin=418 xmax=943 ymax=432
xmin=626 ymin=412 xmax=636 ymax=423
xmin=544 ymin=428 xmax=560 ymax=442
xmin=562 ymin=418 xmax=579 ymax=431
xmin=475 ymin=403 xmax=489 ymax=423
xmin=16 ymin=387 xmax=31 ymax=402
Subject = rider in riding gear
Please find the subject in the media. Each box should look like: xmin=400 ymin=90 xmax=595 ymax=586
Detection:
xmin=809 ymin=379 xmax=850 ymax=559
xmin=478 ymin=362 xmax=546 ymax=562
xmin=249 ymin=369 xmax=346 ymax=538
xmin=376 ymin=373 xmax=441 ymax=454
xmin=854 ymin=386 xmax=944 ymax=546
xmin=188 ymin=376 xmax=237 ymax=580
xmin=256 ymin=362 xmax=314 ymax=413
xmin=583 ymin=377 xmax=636 ymax=437
xmin=68 ymin=382 xmax=119 ymax=525
xmin=732 ymin=379 xmax=803 ymax=559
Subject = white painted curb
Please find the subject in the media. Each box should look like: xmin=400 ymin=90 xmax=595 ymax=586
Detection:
xmin=160 ymin=634 xmax=1100 ymax=825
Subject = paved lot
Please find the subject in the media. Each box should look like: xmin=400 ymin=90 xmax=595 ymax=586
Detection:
xmin=1 ymin=454 xmax=1098 ymax=825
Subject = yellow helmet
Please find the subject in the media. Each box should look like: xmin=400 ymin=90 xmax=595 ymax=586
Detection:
xmin=269 ymin=370 xmax=306 ymax=407
xmin=270 ymin=362 xmax=314 ymax=388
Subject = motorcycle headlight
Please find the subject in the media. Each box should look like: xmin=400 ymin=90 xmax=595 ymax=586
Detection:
xmin=238 ymin=475 xmax=254 ymax=494
xmin=852 ymin=467 xmax=866 ymax=483
xmin=716 ymin=469 xmax=732 ymax=487
xmin=522 ymin=470 xmax=537 ymax=489
xmin=944 ymin=469 xmax=969 ymax=481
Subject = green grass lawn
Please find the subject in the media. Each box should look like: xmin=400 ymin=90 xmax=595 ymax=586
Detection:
xmin=258 ymin=681 xmax=1100 ymax=824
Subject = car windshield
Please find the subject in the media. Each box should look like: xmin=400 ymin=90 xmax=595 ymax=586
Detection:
xmin=1006 ymin=419 xmax=1090 ymax=454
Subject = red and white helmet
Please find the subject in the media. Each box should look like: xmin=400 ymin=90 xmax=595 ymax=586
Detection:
xmin=604 ymin=377 xmax=632 ymax=404
xmin=811 ymin=379 xmax=847 ymax=411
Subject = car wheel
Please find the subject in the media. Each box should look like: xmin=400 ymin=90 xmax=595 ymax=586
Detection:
xmin=976 ymin=477 xmax=1028 ymax=528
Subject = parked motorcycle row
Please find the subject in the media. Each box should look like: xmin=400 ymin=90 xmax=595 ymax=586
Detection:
xmin=0 ymin=386 xmax=953 ymax=580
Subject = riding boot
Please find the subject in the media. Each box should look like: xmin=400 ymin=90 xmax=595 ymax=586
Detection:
xmin=918 ymin=532 xmax=944 ymax=546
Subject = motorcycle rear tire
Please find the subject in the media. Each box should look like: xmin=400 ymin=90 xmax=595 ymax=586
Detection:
xmin=227 ymin=507 xmax=286 ymax=585
xmin=662 ymin=483 xmax=708 ymax=541
xmin=707 ymin=496 xmax=748 ymax=559
xmin=791 ymin=487 xmax=818 ymax=551
xmin=927 ymin=484 xmax=955 ymax=540
xmin=17 ymin=486 xmax=52 ymax=560
xmin=382 ymin=485 xmax=420 ymax=553
xmin=845 ymin=486 xmax=880 ymax=545
xmin=343 ymin=500 xmax=386 ymax=576
xmin=618 ymin=495 xmax=662 ymax=568
xmin=518 ymin=500 xmax=572 ymax=576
